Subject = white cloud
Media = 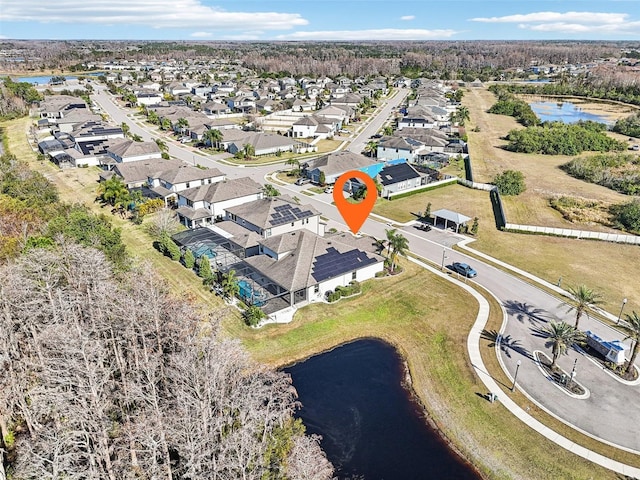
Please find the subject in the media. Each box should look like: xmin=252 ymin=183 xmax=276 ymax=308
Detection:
xmin=0 ymin=0 xmax=308 ymax=30
xmin=471 ymin=11 xmax=627 ymax=24
xmin=276 ymin=29 xmax=457 ymax=41
xmin=470 ymin=11 xmax=640 ymax=35
xmin=523 ymin=21 xmax=640 ymax=33
xmin=400 ymin=15 xmax=415 ymax=21
xmin=190 ymin=31 xmax=212 ymax=38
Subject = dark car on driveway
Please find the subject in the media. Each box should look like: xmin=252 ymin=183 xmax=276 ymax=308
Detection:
xmin=451 ymin=262 xmax=477 ymax=278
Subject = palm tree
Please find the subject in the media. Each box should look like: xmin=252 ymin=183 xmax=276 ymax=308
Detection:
xmin=160 ymin=118 xmax=172 ymax=131
xmin=154 ymin=138 xmax=168 ymax=152
xmin=222 ymin=269 xmax=240 ymax=300
xmin=383 ymin=125 xmax=394 ymax=136
xmin=620 ymin=311 xmax=640 ymax=374
xmin=543 ymin=321 xmax=585 ymax=369
xmin=242 ymin=143 xmax=255 ymax=160
xmin=97 ymin=176 xmax=130 ymax=207
xmin=389 ymin=233 xmax=409 ymax=273
xmin=364 ymin=141 xmax=378 ymax=157
xmin=566 ymin=285 xmax=604 ymax=329
xmin=148 ymin=110 xmax=159 ymax=125
xmin=456 ymin=106 xmax=470 ymax=126
xmin=120 ymin=122 xmax=130 ymax=138
xmin=203 ymin=128 xmax=223 ymax=149
xmin=285 ymin=157 xmax=300 ymax=172
xmin=385 ymin=228 xmax=397 ymax=256
xmin=176 ymin=118 xmax=189 ymax=134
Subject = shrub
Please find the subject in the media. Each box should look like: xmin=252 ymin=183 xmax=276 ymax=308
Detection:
xmin=183 ymin=249 xmax=195 ymax=269
xmin=612 ymin=199 xmax=640 ymax=233
xmin=243 ymin=305 xmax=266 ymax=327
xmin=198 ymin=256 xmax=213 ymax=280
xmin=160 ymin=234 xmax=181 ymax=261
xmin=493 ymin=170 xmax=526 ymax=196
xmin=504 ymin=122 xmax=626 ymax=155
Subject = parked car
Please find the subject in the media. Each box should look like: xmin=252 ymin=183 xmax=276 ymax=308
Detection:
xmin=295 ymin=177 xmax=311 ymax=186
xmin=414 ymin=223 xmax=431 ymax=232
xmin=451 ymin=262 xmax=477 ymax=278
xmin=631 ymin=145 xmax=639 ymax=151
xmin=324 ymin=186 xmax=334 ymax=194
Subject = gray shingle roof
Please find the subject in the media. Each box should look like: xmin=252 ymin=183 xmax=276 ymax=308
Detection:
xmin=108 ymin=139 xmax=160 ymax=158
xmin=111 ymin=158 xmax=184 ymax=185
xmin=179 ymin=177 xmax=263 ymax=203
xmin=305 ymin=151 xmax=376 ymax=177
xmin=244 ymin=230 xmax=383 ymax=292
xmin=153 ymin=165 xmax=225 ymax=184
xmin=225 ymin=195 xmax=319 ymax=230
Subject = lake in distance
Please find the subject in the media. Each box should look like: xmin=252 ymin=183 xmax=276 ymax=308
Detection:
xmin=283 ymin=339 xmax=482 ymax=480
xmin=529 ymin=100 xmax=611 ymax=125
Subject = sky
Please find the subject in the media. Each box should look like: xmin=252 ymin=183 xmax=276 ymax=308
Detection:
xmin=1 ymin=0 xmax=639 ymax=41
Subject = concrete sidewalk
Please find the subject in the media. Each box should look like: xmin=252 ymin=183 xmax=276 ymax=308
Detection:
xmin=407 ymin=255 xmax=640 ymax=478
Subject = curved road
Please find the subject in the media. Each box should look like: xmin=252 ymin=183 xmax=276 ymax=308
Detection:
xmin=92 ymin=86 xmax=640 ymax=458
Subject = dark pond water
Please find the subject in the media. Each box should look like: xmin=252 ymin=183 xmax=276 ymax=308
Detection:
xmin=283 ymin=339 xmax=482 ymax=480
xmin=529 ymin=100 xmax=610 ymax=125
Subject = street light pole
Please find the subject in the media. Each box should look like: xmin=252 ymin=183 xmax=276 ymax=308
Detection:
xmin=616 ymin=298 xmax=628 ymax=324
xmin=569 ymin=358 xmax=577 ymax=386
xmin=511 ymin=360 xmax=522 ymax=392
xmin=441 ymin=249 xmax=448 ymax=271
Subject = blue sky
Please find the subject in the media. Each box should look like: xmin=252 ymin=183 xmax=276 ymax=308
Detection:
xmin=1 ymin=0 xmax=639 ymax=41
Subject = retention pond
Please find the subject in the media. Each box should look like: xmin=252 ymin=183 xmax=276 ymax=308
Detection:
xmin=284 ymin=338 xmax=482 ymax=480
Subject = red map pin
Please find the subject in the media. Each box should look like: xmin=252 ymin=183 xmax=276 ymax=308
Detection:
xmin=333 ymin=170 xmax=377 ymax=234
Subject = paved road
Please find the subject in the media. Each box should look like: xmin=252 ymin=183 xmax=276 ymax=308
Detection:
xmin=92 ymin=86 xmax=640 ymax=453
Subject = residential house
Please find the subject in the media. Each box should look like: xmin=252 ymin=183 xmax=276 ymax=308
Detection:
xmin=303 ymin=151 xmax=377 ymax=184
xmin=291 ymin=115 xmax=337 ymax=140
xmin=54 ymin=109 xmax=102 ymax=133
xmin=176 ymin=177 xmax=264 ymax=228
xmin=202 ymin=101 xmax=231 ymax=116
xmin=136 ymin=92 xmax=163 ymax=106
xmin=243 ymin=229 xmax=384 ymax=308
xmin=226 ymin=131 xmax=315 ymax=156
xmin=106 ymin=139 xmax=161 ymax=163
xmin=38 ymin=95 xmax=88 ymax=119
xmin=225 ymin=195 xmax=323 ymax=239
xmin=99 ymin=158 xmax=183 ymax=188
xmin=377 ymin=162 xmax=426 ymax=197
xmin=377 ymin=136 xmax=424 ymax=162
xmin=147 ymin=165 xmax=226 ymax=206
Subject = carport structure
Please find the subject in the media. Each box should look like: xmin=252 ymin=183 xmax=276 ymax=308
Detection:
xmin=431 ymin=208 xmax=471 ymax=233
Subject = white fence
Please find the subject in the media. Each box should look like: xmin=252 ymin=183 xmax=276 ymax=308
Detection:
xmin=504 ymin=223 xmax=640 ymax=245
xmin=457 ymin=177 xmax=640 ymax=246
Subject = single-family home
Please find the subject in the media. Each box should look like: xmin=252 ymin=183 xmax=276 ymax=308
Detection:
xmin=377 ymin=162 xmax=426 ymax=197
xmin=99 ymin=158 xmax=184 ymax=188
xmin=106 ymin=140 xmax=161 ymax=163
xmin=303 ymin=151 xmax=377 ymax=184
xmin=225 ymin=195 xmax=323 ymax=239
xmin=147 ymin=165 xmax=226 ymax=206
xmin=176 ymin=177 xmax=264 ymax=228
xmin=243 ymin=229 xmax=384 ymax=308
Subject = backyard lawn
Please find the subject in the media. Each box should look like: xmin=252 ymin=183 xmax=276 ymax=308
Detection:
xmin=226 ymin=261 xmax=625 ymax=480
